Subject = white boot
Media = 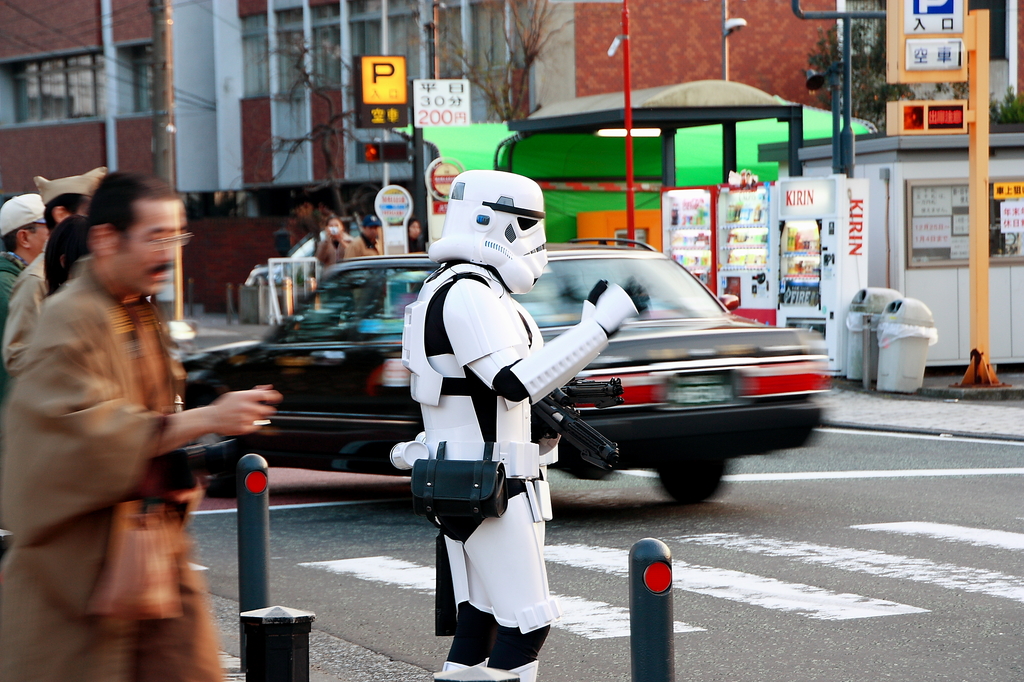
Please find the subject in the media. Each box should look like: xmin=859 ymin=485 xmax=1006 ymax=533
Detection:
xmin=441 ymin=661 xmax=470 ymax=672
xmin=510 ymin=661 xmax=539 ymax=682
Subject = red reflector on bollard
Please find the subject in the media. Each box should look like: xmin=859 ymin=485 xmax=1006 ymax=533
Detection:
xmin=245 ymin=471 xmax=268 ymax=495
xmin=643 ymin=562 xmax=672 ymax=593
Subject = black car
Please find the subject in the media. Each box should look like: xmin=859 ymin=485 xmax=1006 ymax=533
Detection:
xmin=185 ymin=245 xmax=828 ymax=502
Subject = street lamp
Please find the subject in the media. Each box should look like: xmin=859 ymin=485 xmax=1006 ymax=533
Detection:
xmin=721 ymin=0 xmax=747 ymax=81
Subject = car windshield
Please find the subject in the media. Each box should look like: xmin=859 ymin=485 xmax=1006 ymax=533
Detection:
xmin=281 ymin=266 xmax=433 ymax=343
xmin=514 ymin=256 xmax=724 ymax=327
xmin=282 ymin=255 xmax=722 ymax=342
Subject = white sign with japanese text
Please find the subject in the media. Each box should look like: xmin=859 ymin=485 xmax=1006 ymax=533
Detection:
xmin=904 ymin=0 xmax=964 ymax=35
xmin=413 ymin=79 xmax=471 ymax=128
xmin=912 ymin=216 xmax=953 ymax=248
xmin=1000 ymin=200 xmax=1024 ymax=234
xmin=905 ymin=38 xmax=964 ymax=71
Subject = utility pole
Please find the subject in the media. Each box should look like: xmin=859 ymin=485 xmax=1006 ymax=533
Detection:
xmin=151 ymin=0 xmax=176 ymax=187
xmin=151 ymin=0 xmax=182 ymax=319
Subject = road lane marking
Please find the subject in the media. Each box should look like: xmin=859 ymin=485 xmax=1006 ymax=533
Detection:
xmin=677 ymin=533 xmax=1024 ymax=604
xmin=618 ymin=468 xmax=1024 ymax=482
xmin=816 ymin=427 xmax=1024 ymax=447
xmin=545 ymin=544 xmax=925 ymax=621
xmin=852 ymin=522 xmax=1024 ymax=551
xmin=298 ymin=556 xmax=703 ymax=639
xmin=192 ymin=498 xmax=407 ymax=515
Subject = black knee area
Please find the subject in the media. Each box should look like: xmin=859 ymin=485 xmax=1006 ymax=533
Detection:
xmin=447 ymin=603 xmax=498 ymax=666
xmin=488 ymin=624 xmax=550 ymax=670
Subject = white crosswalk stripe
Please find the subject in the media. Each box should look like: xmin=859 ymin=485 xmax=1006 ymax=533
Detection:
xmin=852 ymin=522 xmax=1024 ymax=551
xmin=676 ymin=533 xmax=1024 ymax=604
xmin=545 ymin=543 xmax=925 ymax=621
xmin=298 ymin=556 xmax=704 ymax=639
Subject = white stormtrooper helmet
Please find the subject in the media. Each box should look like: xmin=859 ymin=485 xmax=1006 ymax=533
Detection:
xmin=428 ymin=170 xmax=547 ymax=294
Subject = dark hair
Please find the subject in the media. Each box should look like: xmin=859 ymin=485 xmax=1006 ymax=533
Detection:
xmin=43 ymin=193 xmax=89 ymax=230
xmin=88 ymin=172 xmax=177 ymax=233
xmin=45 ymin=215 xmax=91 ymax=295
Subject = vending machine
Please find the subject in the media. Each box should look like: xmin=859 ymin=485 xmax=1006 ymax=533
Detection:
xmin=773 ymin=175 xmax=869 ymax=373
xmin=716 ymin=182 xmax=774 ymax=324
xmin=661 ymin=187 xmax=716 ymax=290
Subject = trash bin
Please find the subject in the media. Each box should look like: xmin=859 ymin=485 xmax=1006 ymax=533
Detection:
xmin=845 ymin=288 xmax=902 ymax=381
xmin=876 ymin=298 xmax=938 ymax=393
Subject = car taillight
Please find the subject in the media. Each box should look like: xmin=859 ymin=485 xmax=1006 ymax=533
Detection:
xmin=586 ymin=373 xmax=665 ymax=405
xmin=738 ymin=362 xmax=830 ymax=397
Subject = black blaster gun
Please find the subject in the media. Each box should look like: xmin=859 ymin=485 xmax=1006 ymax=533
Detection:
xmin=531 ymin=378 xmax=624 ymax=471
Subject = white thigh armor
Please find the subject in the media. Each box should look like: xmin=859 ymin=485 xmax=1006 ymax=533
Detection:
xmin=444 ymin=492 xmax=561 ymax=632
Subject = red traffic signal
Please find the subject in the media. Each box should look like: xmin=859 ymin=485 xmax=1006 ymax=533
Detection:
xmin=360 ymin=141 xmax=409 ymax=163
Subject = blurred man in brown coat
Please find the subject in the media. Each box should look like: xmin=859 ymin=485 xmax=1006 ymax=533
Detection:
xmin=0 ymin=173 xmax=281 ymax=682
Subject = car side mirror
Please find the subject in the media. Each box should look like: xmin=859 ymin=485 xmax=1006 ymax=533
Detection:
xmin=719 ymin=294 xmax=740 ymax=311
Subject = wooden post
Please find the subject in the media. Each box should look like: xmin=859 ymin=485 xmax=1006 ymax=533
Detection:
xmin=955 ymin=9 xmax=1005 ymax=387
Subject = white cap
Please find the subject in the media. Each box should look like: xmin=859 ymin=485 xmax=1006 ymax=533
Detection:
xmin=0 ymin=194 xmax=46 ymax=237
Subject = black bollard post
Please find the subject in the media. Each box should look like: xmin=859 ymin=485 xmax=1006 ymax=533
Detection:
xmin=629 ymin=538 xmax=674 ymax=682
xmin=241 ymin=605 xmax=315 ymax=682
xmin=237 ymin=453 xmax=270 ymax=670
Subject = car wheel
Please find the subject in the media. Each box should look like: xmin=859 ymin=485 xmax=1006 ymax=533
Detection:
xmin=657 ymin=460 xmax=726 ymax=504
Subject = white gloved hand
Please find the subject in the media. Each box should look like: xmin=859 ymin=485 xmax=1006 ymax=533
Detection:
xmin=589 ymin=281 xmax=638 ymax=335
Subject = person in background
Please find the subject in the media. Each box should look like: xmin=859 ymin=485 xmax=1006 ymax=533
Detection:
xmin=344 ymin=214 xmax=383 ymax=259
xmin=408 ymin=217 xmax=426 ymax=253
xmin=273 ymin=224 xmax=292 ymax=257
xmin=35 ymin=167 xmax=107 ymax=231
xmin=0 ymin=194 xmax=49 ymax=402
xmin=4 ymin=168 xmax=105 ymax=376
xmin=44 ymin=215 xmax=91 ymax=296
xmin=0 ymin=172 xmax=282 ymax=681
xmin=315 ymin=214 xmax=346 ymax=267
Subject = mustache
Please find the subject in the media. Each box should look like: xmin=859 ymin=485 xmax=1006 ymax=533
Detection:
xmin=149 ymin=262 xmax=172 ymax=276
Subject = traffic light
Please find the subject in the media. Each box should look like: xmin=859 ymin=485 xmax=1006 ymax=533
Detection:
xmin=359 ymin=141 xmax=409 ymax=163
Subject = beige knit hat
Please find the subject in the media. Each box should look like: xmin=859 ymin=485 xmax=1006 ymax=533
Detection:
xmin=33 ymin=166 xmax=107 ymax=204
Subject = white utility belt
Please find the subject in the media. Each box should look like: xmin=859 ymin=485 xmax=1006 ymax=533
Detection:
xmin=427 ymin=440 xmax=553 ymax=479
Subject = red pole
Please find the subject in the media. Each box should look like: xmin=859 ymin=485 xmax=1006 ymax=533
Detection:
xmin=622 ymin=0 xmax=636 ymax=242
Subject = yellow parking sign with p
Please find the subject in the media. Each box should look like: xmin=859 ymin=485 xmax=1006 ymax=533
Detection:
xmin=361 ymin=56 xmax=407 ymax=105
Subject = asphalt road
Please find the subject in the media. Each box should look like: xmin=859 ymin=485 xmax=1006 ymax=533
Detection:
xmin=191 ymin=428 xmax=1024 ymax=681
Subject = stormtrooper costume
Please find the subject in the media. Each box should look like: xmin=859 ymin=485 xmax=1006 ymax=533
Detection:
xmin=392 ymin=170 xmax=636 ymax=682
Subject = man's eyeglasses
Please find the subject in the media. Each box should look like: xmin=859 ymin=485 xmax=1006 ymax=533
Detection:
xmin=144 ymin=232 xmax=193 ymax=251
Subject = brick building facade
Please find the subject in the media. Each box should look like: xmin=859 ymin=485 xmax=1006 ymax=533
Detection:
xmin=0 ymin=0 xmax=1020 ymax=312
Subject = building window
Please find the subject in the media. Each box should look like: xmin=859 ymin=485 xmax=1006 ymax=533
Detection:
xmin=243 ymin=14 xmax=270 ymax=96
xmin=128 ymin=45 xmax=152 ymax=113
xmin=348 ymin=0 xmax=420 ymax=77
xmin=312 ymin=4 xmax=342 ymax=88
xmin=14 ymin=53 xmax=105 ymax=123
xmin=277 ymin=7 xmax=306 ymax=94
xmin=472 ymin=1 xmax=508 ymax=69
xmin=968 ymin=0 xmax=1007 ymax=60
